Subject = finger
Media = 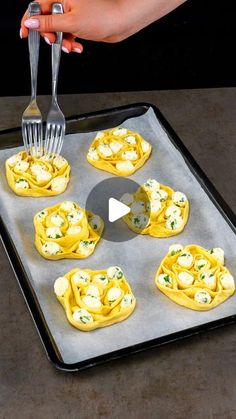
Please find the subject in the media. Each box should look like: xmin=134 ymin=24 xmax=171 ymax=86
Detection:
xmin=24 ymin=12 xmax=75 ymax=34
xmin=41 ymin=32 xmax=56 ymax=44
xmin=71 ymin=41 xmax=83 ymax=54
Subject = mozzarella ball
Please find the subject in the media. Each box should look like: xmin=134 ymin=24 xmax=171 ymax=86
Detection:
xmin=200 ymin=272 xmax=216 ymax=287
xmin=35 ymin=209 xmax=48 ymax=222
xmin=178 ymin=271 xmax=194 ymax=286
xmin=54 ymin=276 xmax=69 ymax=297
xmin=120 ymin=294 xmax=134 ymax=308
xmin=88 ymin=147 xmax=99 ymax=161
xmin=177 ymin=252 xmax=193 ymax=268
xmin=53 ymin=156 xmax=67 ymax=169
xmin=51 ymin=176 xmax=68 ymax=192
xmin=36 ymin=170 xmax=52 ymax=183
xmin=157 ymin=274 xmax=173 ymax=287
xmin=95 ymin=131 xmax=104 ymax=139
xmin=141 ymin=140 xmax=151 ymax=153
xmin=172 ymin=191 xmax=188 ymax=207
xmin=60 ymin=201 xmax=76 ymax=212
xmin=165 ymin=205 xmax=181 ymax=218
xmin=131 ymin=200 xmax=145 ymax=215
xmin=15 ymin=178 xmax=29 ymax=189
xmin=166 ymin=216 xmax=183 ymax=230
xmin=120 ymin=193 xmax=134 ymax=206
xmin=194 ymin=290 xmax=211 ymax=304
xmin=209 ymin=247 xmax=225 ymax=265
xmin=46 ymin=227 xmax=62 ymax=239
xmin=78 ymin=240 xmax=95 ymax=255
xmin=168 ymin=244 xmax=184 ymax=256
xmin=86 ymin=285 xmax=100 ymax=298
xmin=131 ymin=214 xmax=149 ymax=229
xmin=143 ymin=179 xmax=160 ymax=191
xmin=220 ymin=274 xmax=235 ymax=290
xmin=98 ymin=144 xmax=113 ymax=157
xmin=72 ymin=270 xmax=90 ymax=286
xmin=89 ymin=215 xmax=102 ymax=231
xmin=51 ymin=213 xmax=64 ymax=227
xmin=125 ymin=135 xmax=136 ymax=145
xmin=109 ymin=141 xmax=123 ymax=153
xmin=67 ymin=209 xmax=83 ymax=224
xmin=116 ymin=161 xmax=134 ymax=173
xmin=107 ymin=266 xmax=124 ymax=280
xmin=107 ymin=287 xmax=122 ymax=302
xmin=194 ymin=259 xmax=208 ymax=271
xmin=7 ymin=154 xmax=22 ymax=167
xmin=42 ymin=242 xmax=61 ymax=255
xmin=66 ymin=226 xmax=82 ymax=235
xmin=82 ymin=295 xmax=102 ymax=308
xmin=113 ymin=128 xmax=127 ymax=136
xmin=121 ymin=150 xmax=138 ymax=161
xmin=93 ymin=274 xmax=109 ymax=286
xmin=15 ymin=160 xmax=29 ymax=172
xmin=73 ymin=309 xmax=93 ymax=324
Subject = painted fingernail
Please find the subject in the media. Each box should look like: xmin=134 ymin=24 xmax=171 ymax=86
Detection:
xmin=62 ymin=46 xmax=69 ymax=53
xmin=73 ymin=48 xmax=82 ymax=54
xmin=44 ymin=37 xmax=51 ymax=45
xmin=24 ymin=19 xmax=40 ymax=29
xmin=19 ymin=28 xmax=23 ymax=38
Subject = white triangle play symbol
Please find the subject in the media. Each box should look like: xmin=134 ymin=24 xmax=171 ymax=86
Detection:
xmin=108 ymin=197 xmax=131 ymax=222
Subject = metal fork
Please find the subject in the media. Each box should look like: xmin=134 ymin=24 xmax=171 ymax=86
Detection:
xmin=44 ymin=3 xmax=65 ymax=158
xmin=22 ymin=2 xmax=43 ymax=157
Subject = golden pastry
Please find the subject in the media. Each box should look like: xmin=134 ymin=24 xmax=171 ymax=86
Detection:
xmin=155 ymin=244 xmax=235 ymax=310
xmin=54 ymin=266 xmax=136 ymax=331
xmin=122 ymin=179 xmax=189 ymax=237
xmin=87 ymin=127 xmax=152 ymax=176
xmin=34 ymin=200 xmax=104 ymax=259
xmin=6 ymin=151 xmax=70 ymax=197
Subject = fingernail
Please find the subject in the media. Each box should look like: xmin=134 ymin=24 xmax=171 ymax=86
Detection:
xmin=24 ymin=18 xmax=40 ymax=29
xmin=44 ymin=37 xmax=51 ymax=45
xmin=19 ymin=28 xmax=23 ymax=38
xmin=73 ymin=48 xmax=82 ymax=54
xmin=62 ymin=46 xmax=69 ymax=53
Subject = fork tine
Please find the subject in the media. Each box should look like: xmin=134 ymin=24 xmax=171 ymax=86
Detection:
xmin=28 ymin=124 xmax=33 ymax=154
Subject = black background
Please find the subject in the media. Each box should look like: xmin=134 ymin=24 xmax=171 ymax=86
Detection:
xmin=1 ymin=0 xmax=236 ymax=96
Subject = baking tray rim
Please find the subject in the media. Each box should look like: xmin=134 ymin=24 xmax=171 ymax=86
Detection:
xmin=0 ymin=101 xmax=235 ymax=372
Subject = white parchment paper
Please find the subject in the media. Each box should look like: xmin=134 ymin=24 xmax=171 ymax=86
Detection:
xmin=0 ymin=107 xmax=236 ymax=365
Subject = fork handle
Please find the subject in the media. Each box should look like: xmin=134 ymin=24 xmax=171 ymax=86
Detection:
xmin=51 ymin=3 xmax=63 ymax=99
xmin=28 ymin=2 xmax=41 ymax=100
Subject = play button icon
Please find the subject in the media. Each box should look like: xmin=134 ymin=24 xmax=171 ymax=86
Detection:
xmin=85 ymin=177 xmax=150 ymax=243
xmin=108 ymin=198 xmax=130 ymax=222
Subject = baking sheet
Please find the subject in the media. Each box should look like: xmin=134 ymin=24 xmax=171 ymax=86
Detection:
xmin=0 ymin=107 xmax=236 ymax=365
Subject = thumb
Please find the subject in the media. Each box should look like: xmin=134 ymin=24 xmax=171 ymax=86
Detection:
xmin=24 ymin=12 xmax=74 ymax=33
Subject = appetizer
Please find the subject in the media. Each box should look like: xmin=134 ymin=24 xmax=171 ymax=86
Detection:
xmin=121 ymin=178 xmax=189 ymax=237
xmin=6 ymin=151 xmax=70 ymax=197
xmin=54 ymin=266 xmax=136 ymax=331
xmin=155 ymin=244 xmax=235 ymax=310
xmin=87 ymin=127 xmax=152 ymax=176
xmin=34 ymin=200 xmax=104 ymax=259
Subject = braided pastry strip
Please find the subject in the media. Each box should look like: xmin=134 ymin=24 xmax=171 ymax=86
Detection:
xmin=87 ymin=127 xmax=152 ymax=176
xmin=54 ymin=266 xmax=136 ymax=331
xmin=6 ymin=151 xmax=70 ymax=197
xmin=122 ymin=179 xmax=189 ymax=237
xmin=155 ymin=244 xmax=235 ymax=310
xmin=34 ymin=201 xmax=104 ymax=260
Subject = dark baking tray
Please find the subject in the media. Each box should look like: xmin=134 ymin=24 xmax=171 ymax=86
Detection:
xmin=0 ymin=102 xmax=236 ymax=372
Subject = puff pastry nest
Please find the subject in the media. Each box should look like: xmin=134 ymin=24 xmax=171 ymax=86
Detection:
xmin=155 ymin=244 xmax=235 ymax=310
xmin=121 ymin=179 xmax=189 ymax=237
xmin=34 ymin=200 xmax=104 ymax=260
xmin=54 ymin=266 xmax=136 ymax=331
xmin=87 ymin=127 xmax=152 ymax=176
xmin=6 ymin=151 xmax=70 ymax=197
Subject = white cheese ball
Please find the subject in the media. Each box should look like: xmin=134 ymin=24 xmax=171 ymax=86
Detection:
xmin=82 ymin=295 xmax=102 ymax=309
xmin=125 ymin=135 xmax=136 ymax=145
xmin=120 ymin=294 xmax=134 ymax=308
xmin=158 ymin=274 xmax=173 ymax=288
xmin=121 ymin=150 xmax=138 ymax=161
xmin=131 ymin=214 xmax=149 ymax=229
xmin=95 ymin=131 xmax=104 ymax=139
xmin=78 ymin=240 xmax=95 ymax=255
xmin=143 ymin=179 xmax=160 ymax=191
xmin=36 ymin=170 xmax=52 ymax=183
xmin=146 ymin=200 xmax=162 ymax=214
xmin=131 ymin=200 xmax=145 ymax=215
xmin=7 ymin=154 xmax=22 ymax=167
xmin=53 ymin=156 xmax=67 ymax=169
xmin=107 ymin=266 xmax=124 ymax=280
xmin=109 ymin=141 xmax=123 ymax=153
xmin=93 ymin=274 xmax=108 ymax=286
xmin=113 ymin=128 xmax=127 ymax=136
xmin=116 ymin=161 xmax=134 ymax=173
xmin=168 ymin=244 xmax=184 ymax=256
xmin=172 ymin=191 xmax=188 ymax=207
xmin=88 ymin=147 xmax=99 ymax=161
xmin=89 ymin=215 xmax=102 ymax=231
xmin=54 ymin=276 xmax=69 ymax=297
xmin=35 ymin=209 xmax=48 ymax=222
xmin=86 ymin=285 xmax=100 ymax=298
xmin=177 ymin=252 xmax=193 ymax=268
xmin=51 ymin=176 xmax=67 ymax=192
xmin=98 ymin=143 xmax=113 ymax=157
xmin=120 ymin=193 xmax=134 ymax=206
xmin=165 ymin=205 xmax=181 ymax=218
xmin=200 ymin=272 xmax=216 ymax=287
xmin=209 ymin=247 xmax=225 ymax=265
xmin=51 ymin=213 xmax=64 ymax=227
xmin=66 ymin=226 xmax=82 ymax=235
xmin=141 ymin=140 xmax=150 ymax=153
xmin=194 ymin=258 xmax=208 ymax=271
xmin=72 ymin=270 xmax=90 ymax=286
xmin=15 ymin=178 xmax=29 ymax=189
xmin=151 ymin=189 xmax=168 ymax=202
xmin=46 ymin=227 xmax=62 ymax=239
xmin=31 ymin=163 xmax=46 ymax=176
xmin=60 ymin=201 xmax=76 ymax=212
xmin=194 ymin=290 xmax=212 ymax=304
xmin=42 ymin=242 xmax=61 ymax=255
xmin=67 ymin=209 xmax=83 ymax=224
xmin=73 ymin=309 xmax=93 ymax=324
xmin=220 ymin=274 xmax=235 ymax=290
xmin=166 ymin=216 xmax=183 ymax=230
xmin=107 ymin=287 xmax=122 ymax=302
xmin=178 ymin=271 xmax=194 ymax=286
xmin=15 ymin=160 xmax=29 ymax=172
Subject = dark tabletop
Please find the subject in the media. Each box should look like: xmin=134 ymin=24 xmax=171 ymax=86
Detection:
xmin=0 ymin=89 xmax=236 ymax=419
